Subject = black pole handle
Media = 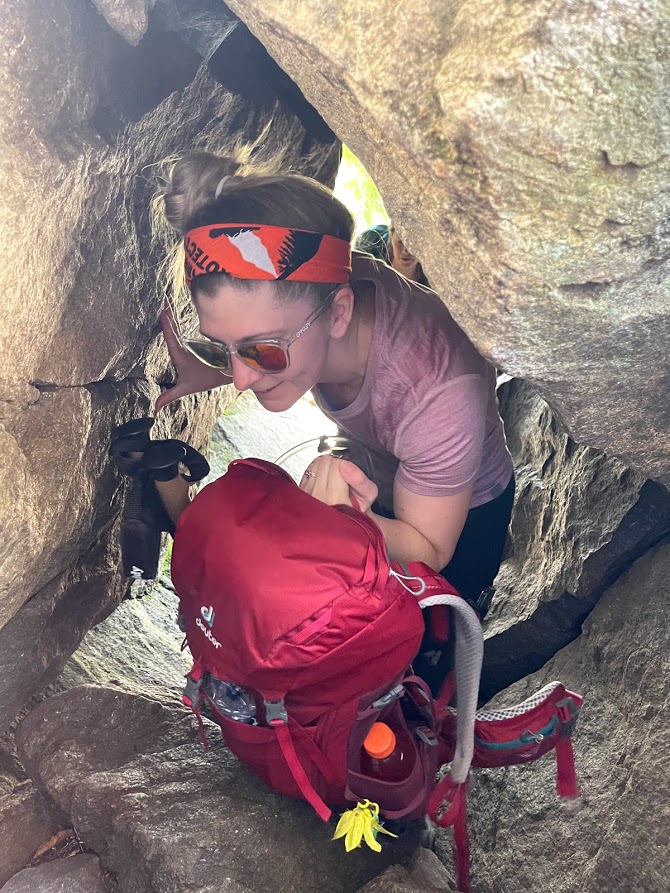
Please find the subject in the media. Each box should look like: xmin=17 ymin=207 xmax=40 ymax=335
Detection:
xmin=141 ymin=440 xmax=210 ymax=483
xmin=110 ymin=416 xmax=155 ymax=451
xmin=110 ymin=417 xmax=210 ymax=483
xmin=142 ymin=441 xmax=188 ymax=482
xmin=109 ymin=417 xmax=155 ymax=474
xmin=180 ymin=443 xmax=210 ymax=483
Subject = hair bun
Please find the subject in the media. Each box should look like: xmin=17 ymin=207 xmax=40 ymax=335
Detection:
xmin=161 ymin=152 xmax=240 ymax=236
xmin=214 ymin=174 xmax=234 ymax=200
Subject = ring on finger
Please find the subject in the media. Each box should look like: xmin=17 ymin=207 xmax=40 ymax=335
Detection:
xmin=303 ymin=470 xmax=316 ymax=478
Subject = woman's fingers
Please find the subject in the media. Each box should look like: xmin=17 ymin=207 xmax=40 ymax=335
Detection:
xmin=155 ymin=307 xmax=229 ymax=413
xmin=299 ymin=455 xmax=350 ymax=505
xmin=160 ymin=306 xmax=182 ymax=353
xmin=338 ymin=459 xmax=378 ymax=513
xmin=299 ymin=456 xmax=377 ymax=513
xmin=155 ymin=381 xmax=189 ymax=412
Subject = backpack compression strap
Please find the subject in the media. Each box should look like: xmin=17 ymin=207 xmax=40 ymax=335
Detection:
xmin=265 ymin=700 xmax=333 ymax=822
xmin=390 ymin=565 xmax=483 ymax=785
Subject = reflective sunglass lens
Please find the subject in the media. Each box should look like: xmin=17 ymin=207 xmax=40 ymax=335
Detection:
xmin=183 ymin=340 xmax=231 ymax=371
xmin=239 ymin=342 xmax=288 ymax=372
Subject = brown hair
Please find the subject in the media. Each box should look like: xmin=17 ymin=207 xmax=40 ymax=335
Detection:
xmin=155 ymin=150 xmax=355 ymax=310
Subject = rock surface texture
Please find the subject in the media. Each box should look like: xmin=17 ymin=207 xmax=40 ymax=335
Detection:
xmin=1 ymin=855 xmax=113 ymax=893
xmin=355 ymin=862 xmax=456 ymax=893
xmin=0 ymin=782 xmax=60 ymax=886
xmin=59 ymin=582 xmax=191 ymax=700
xmin=16 ymin=686 xmax=425 ymax=893
xmin=445 ymin=539 xmax=670 ymax=893
xmin=0 ymin=0 xmax=338 ymax=728
xmin=3 ymin=1 xmax=670 ymax=891
xmin=223 ymin=0 xmax=670 ymax=489
xmin=481 ymin=379 xmax=670 ymax=699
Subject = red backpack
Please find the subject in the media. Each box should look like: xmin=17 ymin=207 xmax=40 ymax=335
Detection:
xmin=171 ymin=459 xmax=582 ymax=892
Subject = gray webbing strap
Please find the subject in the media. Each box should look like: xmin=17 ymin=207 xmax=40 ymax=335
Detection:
xmin=418 ymin=593 xmax=483 ymax=784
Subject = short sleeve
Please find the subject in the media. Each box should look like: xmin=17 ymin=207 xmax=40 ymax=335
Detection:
xmin=393 ymin=374 xmax=488 ymax=497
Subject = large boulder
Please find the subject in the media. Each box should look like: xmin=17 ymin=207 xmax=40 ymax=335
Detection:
xmin=221 ymin=0 xmax=670 ymax=489
xmin=355 ymin=861 xmax=457 ymax=893
xmin=0 ymin=0 xmax=338 ymax=729
xmin=481 ymin=379 xmax=670 ymax=699
xmin=2 ymin=854 xmax=113 ymax=893
xmin=442 ymin=538 xmax=670 ymax=893
xmin=59 ymin=582 xmax=190 ymax=701
xmin=16 ymin=685 xmax=424 ymax=893
xmin=0 ymin=782 xmax=61 ymax=887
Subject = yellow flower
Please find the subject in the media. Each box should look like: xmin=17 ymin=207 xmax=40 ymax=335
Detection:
xmin=332 ymin=800 xmax=398 ymax=852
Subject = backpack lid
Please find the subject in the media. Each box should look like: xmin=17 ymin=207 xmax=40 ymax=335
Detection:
xmin=171 ymin=458 xmax=408 ymax=693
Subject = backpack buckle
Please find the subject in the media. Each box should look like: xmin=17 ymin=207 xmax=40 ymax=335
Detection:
xmin=264 ymin=699 xmax=288 ymax=725
xmin=371 ymin=684 xmax=405 ymax=709
xmin=415 ymin=726 xmax=439 ymax=746
xmin=182 ymin=674 xmax=202 ymax=709
xmin=556 ymin=697 xmax=579 ymax=736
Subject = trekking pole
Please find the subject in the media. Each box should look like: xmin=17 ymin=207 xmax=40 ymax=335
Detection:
xmin=109 ymin=417 xmax=209 ymax=581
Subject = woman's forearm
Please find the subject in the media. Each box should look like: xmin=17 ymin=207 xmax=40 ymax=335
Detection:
xmin=367 ymin=512 xmax=450 ymax=571
xmin=129 ymin=448 xmax=192 ymax=527
xmin=154 ymin=476 xmax=192 ymax=527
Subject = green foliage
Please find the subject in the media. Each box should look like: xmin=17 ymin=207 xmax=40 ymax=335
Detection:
xmin=333 ymin=146 xmax=389 ymax=236
xmin=160 ymin=536 xmax=174 ymax=577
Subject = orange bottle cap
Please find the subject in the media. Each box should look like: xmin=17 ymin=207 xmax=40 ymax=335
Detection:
xmin=363 ymin=722 xmax=396 ymax=759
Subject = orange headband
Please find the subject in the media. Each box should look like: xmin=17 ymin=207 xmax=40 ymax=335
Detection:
xmin=183 ymin=224 xmax=352 ymax=288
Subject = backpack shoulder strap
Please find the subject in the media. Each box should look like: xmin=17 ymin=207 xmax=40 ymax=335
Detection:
xmin=390 ymin=562 xmax=484 ymax=782
xmin=417 ymin=591 xmax=483 ymax=783
xmin=392 ymin=563 xmax=483 ymax=893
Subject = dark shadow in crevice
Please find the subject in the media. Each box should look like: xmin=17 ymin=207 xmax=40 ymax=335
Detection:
xmin=91 ymin=19 xmax=202 ymax=143
xmin=480 ymin=486 xmax=670 ymax=703
xmin=207 ymin=22 xmax=335 ymax=151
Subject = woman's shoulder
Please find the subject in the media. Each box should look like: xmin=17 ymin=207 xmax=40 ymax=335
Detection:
xmin=351 ymin=252 xmax=486 ymax=387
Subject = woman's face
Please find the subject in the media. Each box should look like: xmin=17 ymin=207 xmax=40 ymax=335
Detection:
xmin=389 ymin=228 xmax=419 ymax=280
xmin=194 ymin=281 xmax=334 ymax=412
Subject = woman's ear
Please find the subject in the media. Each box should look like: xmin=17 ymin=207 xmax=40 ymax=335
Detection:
xmin=328 ymin=286 xmax=355 ymax=339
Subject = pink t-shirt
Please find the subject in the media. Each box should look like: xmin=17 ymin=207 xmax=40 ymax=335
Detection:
xmin=313 ymin=253 xmax=513 ymax=512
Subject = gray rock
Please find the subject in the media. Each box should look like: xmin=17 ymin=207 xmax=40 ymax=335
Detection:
xmin=481 ymin=379 xmax=670 ymax=699
xmin=407 ymin=848 xmax=458 ymax=891
xmin=89 ymin=0 xmax=151 ymax=45
xmin=59 ymin=583 xmax=190 ymax=702
xmin=0 ymin=782 xmax=60 ymax=887
xmin=0 ymin=729 xmax=27 ymax=797
xmin=443 ymin=538 xmax=670 ymax=893
xmin=222 ymin=0 xmax=670 ymax=489
xmin=16 ymin=685 xmax=422 ymax=893
xmin=2 ymin=854 xmax=112 ymax=893
xmin=0 ymin=536 xmax=128 ymax=733
xmin=16 ymin=687 xmax=196 ymax=814
xmin=0 ymin=0 xmax=337 ymax=729
xmin=355 ymin=862 xmax=457 ymax=893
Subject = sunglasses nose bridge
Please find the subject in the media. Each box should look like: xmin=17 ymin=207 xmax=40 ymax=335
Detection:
xmin=230 ymin=352 xmax=266 ymax=390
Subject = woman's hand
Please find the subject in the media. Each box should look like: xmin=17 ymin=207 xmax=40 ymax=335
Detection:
xmin=299 ymin=455 xmax=378 ymax=514
xmin=155 ymin=305 xmax=230 ymax=412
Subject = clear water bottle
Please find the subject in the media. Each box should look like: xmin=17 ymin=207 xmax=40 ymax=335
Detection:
xmin=203 ymin=674 xmax=257 ymax=724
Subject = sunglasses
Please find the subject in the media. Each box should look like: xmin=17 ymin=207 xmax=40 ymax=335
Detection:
xmin=180 ymin=299 xmax=333 ymax=376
